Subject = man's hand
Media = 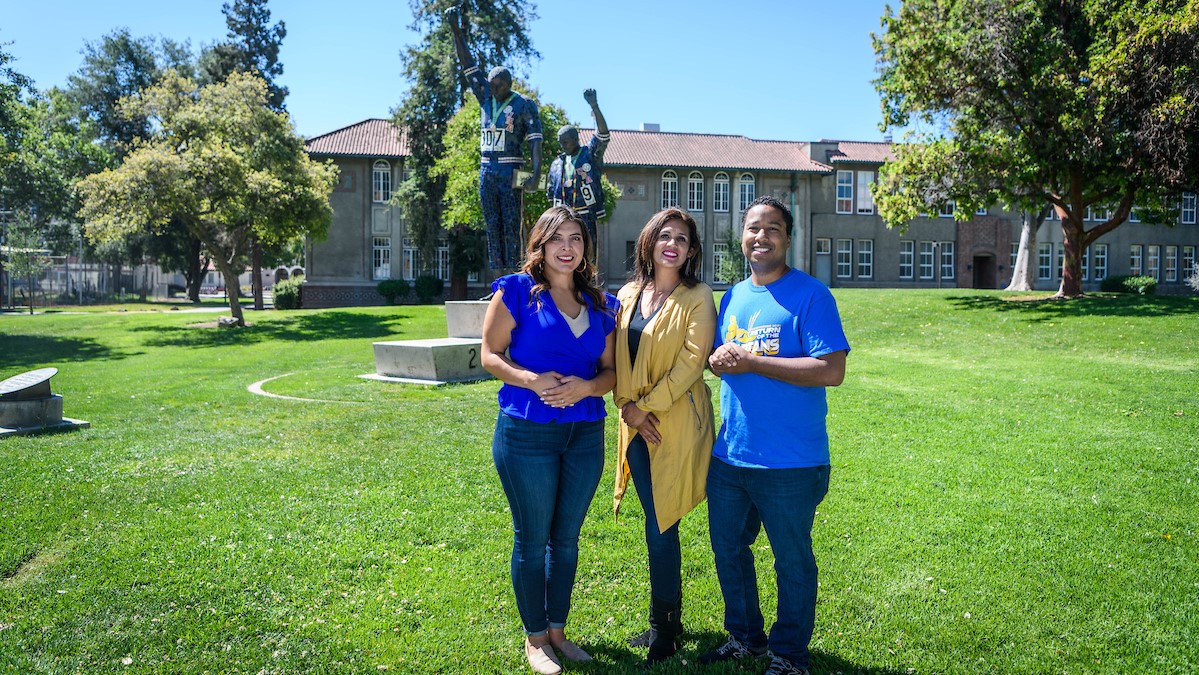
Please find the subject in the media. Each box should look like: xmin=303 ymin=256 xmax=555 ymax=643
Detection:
xmin=709 ymin=343 xmax=754 ymax=375
xmin=521 ymin=173 xmax=539 ymax=192
xmin=583 ymin=88 xmax=598 ymax=108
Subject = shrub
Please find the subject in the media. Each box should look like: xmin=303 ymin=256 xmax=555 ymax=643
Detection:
xmin=376 ymin=279 xmax=411 ymax=304
xmin=273 ymin=274 xmax=304 ymax=309
xmin=414 ymin=275 xmax=445 ymax=304
xmin=1099 ymin=274 xmax=1157 ymax=295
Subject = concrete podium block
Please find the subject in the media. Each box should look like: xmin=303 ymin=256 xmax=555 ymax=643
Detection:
xmin=0 ymin=394 xmax=63 ymax=427
xmin=445 ymin=301 xmax=489 ymax=339
xmin=362 ymin=337 xmax=491 ymax=385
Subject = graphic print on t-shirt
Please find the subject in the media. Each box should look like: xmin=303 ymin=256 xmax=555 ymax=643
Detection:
xmin=725 ymin=311 xmax=780 ymax=356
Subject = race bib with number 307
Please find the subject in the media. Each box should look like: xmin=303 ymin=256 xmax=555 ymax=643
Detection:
xmin=480 ymin=128 xmax=507 ymax=152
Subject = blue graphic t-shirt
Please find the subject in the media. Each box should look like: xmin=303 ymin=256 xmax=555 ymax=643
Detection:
xmin=713 ymin=268 xmax=850 ymax=469
xmin=465 ymin=66 xmax=543 ymax=176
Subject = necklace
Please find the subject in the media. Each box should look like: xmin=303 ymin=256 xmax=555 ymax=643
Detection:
xmin=642 ymin=281 xmax=679 ymax=317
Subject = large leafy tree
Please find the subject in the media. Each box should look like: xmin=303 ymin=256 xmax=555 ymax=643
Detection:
xmin=393 ymin=0 xmax=538 ymax=268
xmin=201 ymin=0 xmax=289 ymax=309
xmin=874 ymin=0 xmax=1199 ymax=297
xmin=77 ymin=71 xmax=336 ymax=326
xmin=432 ymin=84 xmax=619 ymax=291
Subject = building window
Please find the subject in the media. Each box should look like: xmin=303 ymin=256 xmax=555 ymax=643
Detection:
xmin=1038 ymin=243 xmax=1053 ymax=280
xmin=661 ymin=170 xmax=678 ymax=209
xmin=1010 ymin=242 xmax=1019 ymax=271
xmin=372 ymin=237 xmax=391 ymax=281
xmin=855 ymin=171 xmax=874 ymax=214
xmin=402 ymin=238 xmax=420 ymax=280
xmin=1081 ymin=246 xmax=1090 ymax=281
xmin=738 ymin=173 xmax=755 ymax=212
xmin=836 ymin=239 xmax=853 ymax=278
xmin=1056 ymin=246 xmax=1064 ymax=279
xmin=938 ymin=201 xmax=955 ymax=218
xmin=373 ymin=160 xmax=392 ymax=203
xmin=940 ymin=241 xmax=955 ymax=279
xmin=1183 ymin=246 xmax=1196 ymax=279
xmin=836 ymin=171 xmax=853 ymax=214
xmin=713 ymin=172 xmax=730 ymax=212
xmin=687 ymin=171 xmax=704 ymax=212
xmin=900 ymin=240 xmax=914 ymax=279
xmin=1094 ymin=244 xmax=1109 ymax=280
xmin=1129 ymin=244 xmax=1143 ymax=276
xmin=857 ymin=239 xmax=874 ymax=278
xmin=1182 ymin=192 xmax=1197 ymax=224
xmin=815 ymin=238 xmax=832 ymax=255
xmin=976 ymin=206 xmax=988 ymax=216
xmin=1146 ymin=245 xmax=1160 ymax=280
xmin=436 ymin=240 xmax=450 ymax=281
xmin=919 ymin=241 xmax=935 ymax=279
xmin=1129 ymin=207 xmax=1141 ymax=223
xmin=1165 ymin=245 xmax=1178 ymax=282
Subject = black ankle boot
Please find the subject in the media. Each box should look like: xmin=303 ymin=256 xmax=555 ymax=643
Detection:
xmin=629 ymin=595 xmax=684 ymax=647
xmin=645 ymin=596 xmax=681 ymax=665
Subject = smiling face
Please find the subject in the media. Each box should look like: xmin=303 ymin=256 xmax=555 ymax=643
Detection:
xmin=742 ymin=203 xmax=791 ymax=281
xmin=653 ymin=219 xmax=693 ymax=273
xmin=542 ymin=219 xmax=585 ymax=277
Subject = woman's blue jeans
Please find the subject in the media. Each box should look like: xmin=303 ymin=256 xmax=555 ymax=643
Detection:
xmin=626 ymin=434 xmax=682 ymax=604
xmin=491 ymin=413 xmax=605 ymax=635
xmin=707 ymin=457 xmax=830 ymax=668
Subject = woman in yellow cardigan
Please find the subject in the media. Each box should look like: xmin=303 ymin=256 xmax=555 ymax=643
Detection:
xmin=613 ymin=207 xmax=717 ymax=665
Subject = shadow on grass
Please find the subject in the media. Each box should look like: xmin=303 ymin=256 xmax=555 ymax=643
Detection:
xmin=946 ymin=293 xmax=1199 ymax=322
xmin=132 ymin=310 xmax=410 ymax=348
xmin=0 ymin=334 xmax=139 ymax=370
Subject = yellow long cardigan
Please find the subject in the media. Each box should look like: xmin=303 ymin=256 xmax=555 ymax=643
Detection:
xmin=612 ymin=281 xmax=717 ymax=534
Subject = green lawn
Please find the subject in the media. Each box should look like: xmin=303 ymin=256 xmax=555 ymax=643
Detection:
xmin=1 ymin=290 xmax=1196 ymax=674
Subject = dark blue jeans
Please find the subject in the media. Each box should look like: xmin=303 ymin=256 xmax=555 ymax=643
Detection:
xmin=492 ymin=413 xmax=605 ymax=635
xmin=626 ymin=434 xmax=682 ymax=604
xmin=707 ymin=457 xmax=830 ymax=667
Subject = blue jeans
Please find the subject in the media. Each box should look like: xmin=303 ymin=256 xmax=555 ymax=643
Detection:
xmin=492 ymin=413 xmax=605 ymax=635
xmin=626 ymin=434 xmax=682 ymax=603
xmin=707 ymin=457 xmax=830 ymax=667
xmin=479 ymin=171 xmax=522 ymax=270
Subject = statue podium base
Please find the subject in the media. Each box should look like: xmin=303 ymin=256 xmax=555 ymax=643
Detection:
xmin=0 ymin=394 xmax=90 ymax=438
xmin=360 ymin=337 xmax=489 ymax=385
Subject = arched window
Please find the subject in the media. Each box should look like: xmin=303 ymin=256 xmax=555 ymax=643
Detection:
xmin=373 ymin=160 xmax=392 ymax=203
xmin=687 ymin=171 xmax=704 ymax=212
xmin=661 ymin=170 xmax=679 ymax=209
xmin=713 ymin=172 xmax=730 ymax=212
xmin=738 ymin=172 xmax=755 ymax=212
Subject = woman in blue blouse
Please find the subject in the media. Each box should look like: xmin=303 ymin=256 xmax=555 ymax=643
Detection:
xmin=481 ymin=205 xmax=618 ymax=675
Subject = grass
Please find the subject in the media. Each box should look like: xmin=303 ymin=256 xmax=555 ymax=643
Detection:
xmin=1 ymin=290 xmax=1197 ymax=674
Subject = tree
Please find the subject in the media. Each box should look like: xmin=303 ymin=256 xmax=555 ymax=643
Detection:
xmin=393 ymin=0 xmax=538 ymax=269
xmin=432 ymin=85 xmax=620 ymax=289
xmin=201 ymin=0 xmax=289 ymax=310
xmin=4 ymin=211 xmax=50 ymax=314
xmin=77 ymin=71 xmax=336 ymax=326
xmin=874 ymin=0 xmax=1199 ymax=297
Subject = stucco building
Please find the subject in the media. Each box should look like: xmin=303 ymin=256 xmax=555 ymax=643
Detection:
xmin=302 ymin=120 xmax=1198 ymax=307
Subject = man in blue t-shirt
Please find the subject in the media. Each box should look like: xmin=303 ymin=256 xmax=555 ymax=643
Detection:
xmin=701 ymin=196 xmax=850 ymax=675
xmin=547 ymin=89 xmax=609 ymax=248
xmin=449 ymin=9 xmax=543 ymax=270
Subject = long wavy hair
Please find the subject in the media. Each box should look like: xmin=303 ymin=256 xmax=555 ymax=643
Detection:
xmin=630 ymin=207 xmax=703 ymax=291
xmin=522 ymin=205 xmax=608 ymax=313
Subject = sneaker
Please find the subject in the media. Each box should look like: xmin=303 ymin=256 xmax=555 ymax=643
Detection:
xmin=764 ymin=654 xmax=810 ymax=675
xmin=697 ymin=636 xmax=768 ymax=665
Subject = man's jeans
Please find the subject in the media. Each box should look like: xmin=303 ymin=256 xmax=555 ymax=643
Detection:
xmin=492 ymin=413 xmax=605 ymax=635
xmin=707 ymin=457 xmax=830 ymax=667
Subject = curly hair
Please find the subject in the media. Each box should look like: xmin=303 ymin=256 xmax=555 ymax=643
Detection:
xmin=522 ymin=205 xmax=608 ymax=313
xmin=630 ymin=208 xmax=703 ymax=291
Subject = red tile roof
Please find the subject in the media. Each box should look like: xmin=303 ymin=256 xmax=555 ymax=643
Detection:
xmin=305 ymin=119 xmax=408 ymax=158
xmin=581 ymin=129 xmax=831 ymax=173
xmin=824 ymin=141 xmax=896 ymax=164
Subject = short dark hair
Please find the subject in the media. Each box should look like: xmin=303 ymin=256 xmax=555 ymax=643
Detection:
xmin=558 ymin=125 xmax=578 ymax=142
xmin=487 ymin=66 xmax=512 ymax=83
xmin=742 ymin=195 xmax=793 ymax=236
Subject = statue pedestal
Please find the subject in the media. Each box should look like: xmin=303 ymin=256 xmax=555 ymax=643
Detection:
xmin=360 ymin=337 xmax=489 ymax=385
xmin=445 ymin=300 xmax=489 ymax=339
xmin=0 ymin=368 xmax=90 ymax=437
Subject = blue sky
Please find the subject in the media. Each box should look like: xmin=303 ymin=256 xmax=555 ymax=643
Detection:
xmin=4 ymin=0 xmax=894 ymax=142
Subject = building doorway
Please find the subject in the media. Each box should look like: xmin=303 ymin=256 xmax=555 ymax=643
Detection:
xmin=972 ymin=254 xmax=997 ymax=289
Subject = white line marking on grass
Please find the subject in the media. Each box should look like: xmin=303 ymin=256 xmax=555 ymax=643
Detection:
xmin=247 ymin=373 xmax=361 ymax=404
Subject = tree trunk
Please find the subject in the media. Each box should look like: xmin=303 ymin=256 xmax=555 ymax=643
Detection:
xmin=187 ymin=236 xmax=203 ymax=303
xmin=1056 ymin=214 xmax=1086 ymax=298
xmin=214 ymin=259 xmax=246 ymax=326
xmin=251 ymin=236 xmax=264 ymax=311
xmin=27 ymin=273 xmax=34 ymax=315
xmin=139 ymin=260 xmax=148 ymax=302
xmin=1005 ymin=211 xmax=1041 ymax=291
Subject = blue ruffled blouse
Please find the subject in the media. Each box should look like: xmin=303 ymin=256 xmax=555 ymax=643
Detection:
xmin=492 ymin=273 xmax=618 ymax=423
